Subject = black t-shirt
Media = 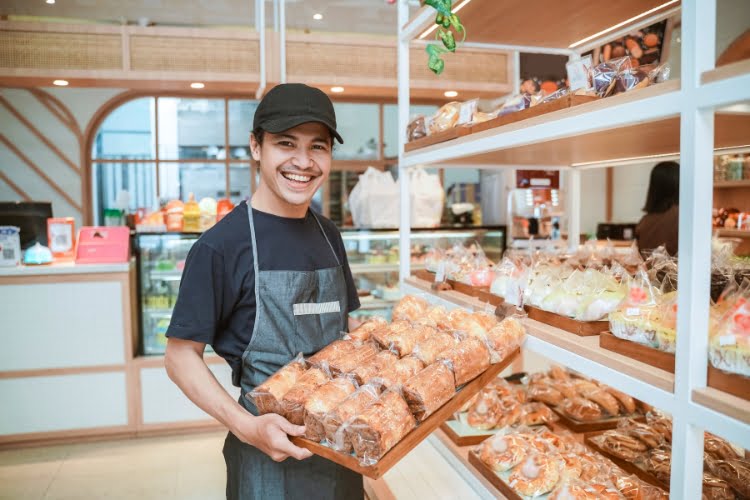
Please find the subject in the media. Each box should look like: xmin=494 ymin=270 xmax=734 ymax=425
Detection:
xmin=166 ymin=202 xmax=360 ymax=385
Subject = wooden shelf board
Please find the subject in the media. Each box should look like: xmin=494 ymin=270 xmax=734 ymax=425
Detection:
xmin=714 ymin=179 xmax=750 ymax=188
xmin=702 ymin=58 xmax=750 ymax=85
xmin=717 ymin=229 xmax=750 ymax=238
xmin=405 ymin=0 xmax=675 ymax=48
xmin=692 ymin=387 xmax=750 ymax=426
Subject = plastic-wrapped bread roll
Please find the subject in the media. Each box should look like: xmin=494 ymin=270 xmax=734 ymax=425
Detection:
xmin=349 ymin=390 xmax=416 ymax=465
xmin=457 ymin=311 xmax=498 ymax=341
xmin=446 ymin=308 xmax=470 ymax=330
xmin=371 ymin=321 xmax=411 ymax=350
xmin=248 ymin=357 xmax=307 ymax=415
xmin=373 ymin=323 xmax=432 ymax=357
xmin=391 ymin=295 xmax=429 ymax=322
xmin=323 ymin=384 xmax=381 ymax=452
xmin=350 ymin=350 xmax=398 ymax=386
xmin=466 ymin=388 xmax=502 ymax=429
xmin=280 ymin=368 xmax=329 ymax=425
xmin=486 ymin=317 xmax=526 ymax=359
xmin=375 ymin=356 xmax=425 ymax=389
xmin=326 ymin=342 xmax=380 ymax=375
xmin=306 ymin=339 xmax=358 ymax=369
xmin=348 ymin=316 xmax=387 ymax=342
xmin=414 ymin=305 xmax=451 ymax=330
xmin=438 ymin=337 xmax=491 ymax=387
xmin=303 ymin=377 xmax=357 ymax=442
xmin=411 ymin=330 xmax=457 ymax=365
xmin=401 ymin=362 xmax=455 ymax=422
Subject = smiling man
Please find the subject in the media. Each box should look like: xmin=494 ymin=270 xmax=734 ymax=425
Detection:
xmin=164 ymin=83 xmax=363 ymax=500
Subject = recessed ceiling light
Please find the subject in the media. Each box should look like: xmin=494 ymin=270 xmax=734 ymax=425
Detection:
xmin=46 ymin=0 xmax=55 ymax=4
xmin=331 ymin=86 xmax=344 ymax=93
xmin=444 ymin=90 xmax=458 ymax=98
xmin=190 ymin=82 xmax=205 ymax=89
xmin=313 ymin=13 xmax=323 ymax=20
xmin=53 ymin=79 xmax=68 ymax=86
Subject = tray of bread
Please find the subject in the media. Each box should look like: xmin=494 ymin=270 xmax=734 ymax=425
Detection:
xmin=525 ymin=366 xmax=648 ymax=432
xmin=247 ymin=295 xmax=526 ymax=479
xmin=441 ymin=375 xmax=557 ymax=447
xmin=468 ymin=426 xmax=670 ymax=499
xmin=585 ymin=412 xmax=749 ymax=498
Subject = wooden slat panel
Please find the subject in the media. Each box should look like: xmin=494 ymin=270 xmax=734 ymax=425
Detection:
xmin=0 ymin=30 xmax=121 ymax=70
xmin=130 ymin=36 xmax=260 ymax=73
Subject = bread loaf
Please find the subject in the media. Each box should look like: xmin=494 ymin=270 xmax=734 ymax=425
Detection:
xmin=303 ymin=378 xmax=356 ymax=442
xmin=402 ymin=362 xmax=455 ymax=422
xmin=322 ymin=384 xmax=380 ymax=452
xmin=438 ymin=337 xmax=491 ymax=387
xmin=280 ymin=368 xmax=329 ymax=425
xmin=348 ymin=390 xmax=416 ymax=463
xmin=249 ymin=360 xmax=306 ymax=415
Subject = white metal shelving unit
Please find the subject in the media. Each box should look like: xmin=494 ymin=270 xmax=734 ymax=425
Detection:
xmin=396 ymin=0 xmax=750 ymax=497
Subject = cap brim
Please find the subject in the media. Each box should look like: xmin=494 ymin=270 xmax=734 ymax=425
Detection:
xmin=262 ymin=115 xmax=344 ymax=144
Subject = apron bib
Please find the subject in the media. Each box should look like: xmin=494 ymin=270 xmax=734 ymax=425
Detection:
xmin=223 ymin=201 xmax=363 ymax=500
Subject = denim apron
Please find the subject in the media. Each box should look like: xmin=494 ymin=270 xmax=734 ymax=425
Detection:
xmin=222 ymin=202 xmax=363 ymax=500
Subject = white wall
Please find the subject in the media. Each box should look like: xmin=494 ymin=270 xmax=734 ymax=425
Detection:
xmin=579 ymin=169 xmax=608 ymax=234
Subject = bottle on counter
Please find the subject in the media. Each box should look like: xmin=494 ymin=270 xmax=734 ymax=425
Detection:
xmin=165 ymin=200 xmax=184 ymax=232
xmin=199 ymin=197 xmax=217 ymax=232
xmin=183 ymin=193 xmax=201 ymax=233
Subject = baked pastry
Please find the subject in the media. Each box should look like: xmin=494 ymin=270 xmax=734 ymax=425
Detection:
xmin=371 ymin=320 xmax=411 ymax=351
xmin=438 ymin=337 xmax=491 ymax=387
xmin=560 ymin=397 xmax=603 ymax=421
xmin=578 ymin=453 xmax=603 ymax=481
xmin=391 ymin=295 xmax=429 ymax=322
xmin=647 ymin=414 xmax=672 ymax=443
xmin=704 ymin=433 xmax=742 ymax=461
xmin=401 ymin=362 xmax=455 ymax=422
xmin=446 ymin=308 xmax=470 ymax=330
xmin=348 ymin=390 xmax=416 ymax=463
xmin=306 ymin=339 xmax=358 ymax=369
xmin=348 ymin=316 xmax=387 ymax=342
xmin=457 ymin=311 xmax=498 ymax=341
xmin=534 ymin=429 xmax=575 ymax=453
xmin=373 ymin=323 xmax=431 ymax=357
xmin=572 ymin=379 xmax=600 ymax=394
xmin=508 ymin=454 xmax=561 ymax=497
xmin=549 ymin=365 xmax=570 ymax=381
xmin=621 ymin=418 xmax=663 ymax=449
xmin=411 ymin=331 xmax=457 ymax=365
xmin=599 ymin=430 xmax=649 ymax=461
xmin=576 ymin=385 xmax=620 ymax=416
xmin=702 ymin=472 xmax=736 ymax=500
xmin=303 ymin=378 xmax=356 ymax=442
xmin=645 ymin=446 xmax=672 ymax=483
xmin=479 ymin=434 xmax=529 ymax=472
xmin=519 ymin=402 xmax=555 ymax=426
xmin=486 ymin=317 xmax=525 ymax=358
xmin=582 ymin=483 xmax=624 ymax=500
xmin=429 ymin=102 xmax=461 ymax=134
xmin=490 ymin=378 xmax=527 ymax=403
xmin=249 ymin=360 xmax=306 ymax=415
xmin=415 ymin=305 xmax=451 ymax=330
xmin=547 ymin=379 xmax=578 ymax=399
xmin=466 ymin=389 xmax=502 ymax=429
xmin=280 ymin=368 xmax=329 ymax=425
xmin=327 ymin=342 xmax=380 ymax=375
xmin=376 ymin=356 xmax=425 ymax=389
xmin=560 ymin=453 xmax=583 ymax=479
xmin=323 ymin=384 xmax=380 ymax=452
xmin=350 ymin=350 xmax=398 ymax=386
xmin=494 ymin=399 xmax=523 ymax=428
xmin=528 ymin=383 xmax=565 ymax=406
xmin=548 ymin=482 xmax=599 ymax=500
xmin=707 ymin=458 xmax=750 ymax=498
xmin=604 ymin=386 xmax=637 ymax=414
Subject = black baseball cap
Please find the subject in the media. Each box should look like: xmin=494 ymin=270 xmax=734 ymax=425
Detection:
xmin=253 ymin=83 xmax=343 ymax=144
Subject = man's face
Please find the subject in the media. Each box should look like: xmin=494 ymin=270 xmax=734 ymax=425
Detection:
xmin=250 ymin=122 xmax=333 ymax=209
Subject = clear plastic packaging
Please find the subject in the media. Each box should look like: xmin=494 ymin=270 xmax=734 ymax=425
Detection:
xmin=348 ymin=316 xmax=388 ymax=343
xmin=594 ymin=430 xmax=649 ymax=462
xmin=519 ymin=402 xmax=557 ymax=426
xmin=429 ymin=102 xmax=462 ymax=134
xmin=528 ymin=382 xmax=565 ymax=406
xmin=465 ymin=388 xmax=502 ymax=429
xmin=326 ymin=341 xmax=380 ymax=376
xmin=372 ymin=355 xmax=424 ymax=390
xmin=306 ymin=338 xmax=359 ymax=370
xmin=247 ymin=354 xmax=307 ymax=415
xmin=644 ymin=445 xmax=672 ymax=484
xmin=646 ymin=411 xmax=673 ymax=444
xmin=391 ymin=295 xmax=430 ymax=322
xmin=704 ymin=432 xmax=743 ymax=461
xmin=373 ymin=322 xmax=432 ymax=357
xmin=456 ymin=310 xmax=498 ymax=342
xmin=279 ymin=367 xmax=330 ymax=425
xmin=401 ymin=361 xmax=455 ymax=422
xmin=486 ymin=316 xmax=526 ymax=361
xmin=479 ymin=432 xmax=531 ymax=472
xmin=705 ymin=456 xmax=750 ymax=498
xmin=407 ymin=115 xmax=428 ymax=142
xmin=437 ymin=336 xmax=491 ymax=387
xmin=560 ymin=396 xmax=604 ymax=422
xmin=507 ymin=452 xmax=563 ymax=497
xmin=303 ymin=377 xmax=357 ymax=442
xmin=604 ymin=385 xmax=638 ymax=414
xmin=414 ymin=305 xmax=451 ymax=330
xmin=411 ymin=330 xmax=458 ymax=365
xmin=323 ymin=383 xmax=381 ymax=452
xmin=702 ymin=472 xmax=736 ymax=500
xmin=350 ymin=349 xmax=399 ymax=386
xmin=617 ymin=417 xmax=664 ymax=449
xmin=709 ymin=279 xmax=750 ymax=377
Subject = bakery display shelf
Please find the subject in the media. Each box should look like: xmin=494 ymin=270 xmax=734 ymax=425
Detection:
xmin=290 ymin=347 xmax=520 ymax=479
xmin=714 ymin=179 xmax=750 ymax=188
xmin=403 ymin=276 xmax=677 ymax=413
xmin=600 ymin=331 xmax=676 ymax=373
xmin=717 ymin=228 xmax=750 ymax=238
xmin=550 ymin=406 xmax=646 ymax=433
xmin=440 ymin=416 xmax=554 ymax=447
xmin=524 ymin=305 xmax=609 ymax=337
xmin=584 ymin=432 xmax=669 ymax=491
xmin=706 ymin=366 xmax=750 ymax=402
xmin=148 ymin=270 xmax=183 ymax=280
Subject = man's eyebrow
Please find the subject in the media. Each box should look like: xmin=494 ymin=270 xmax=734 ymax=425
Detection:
xmin=275 ymin=133 xmax=297 ymax=141
xmin=312 ymin=136 xmax=330 ymax=143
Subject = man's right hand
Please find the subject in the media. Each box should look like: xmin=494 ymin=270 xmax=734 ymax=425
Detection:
xmin=234 ymin=413 xmax=314 ymax=462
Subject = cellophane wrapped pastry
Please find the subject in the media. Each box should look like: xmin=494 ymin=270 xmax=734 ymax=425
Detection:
xmin=248 ymin=354 xmax=307 ymax=415
xmin=702 ymin=472 xmax=736 ymax=500
xmin=508 ymin=452 xmax=563 ymax=497
xmin=372 ymin=322 xmax=432 ymax=357
xmin=465 ymin=388 xmax=503 ymax=429
xmin=414 ymin=305 xmax=451 ymax=330
xmin=391 ymin=295 xmax=430 ymax=322
xmin=560 ymin=396 xmax=604 ymax=422
xmin=428 ymin=102 xmax=461 ymax=134
xmin=348 ymin=316 xmax=387 ymax=342
xmin=456 ymin=311 xmax=498 ymax=342
xmin=539 ymin=268 xmax=627 ymax=321
xmin=348 ymin=389 xmax=416 ymax=465
xmin=280 ymin=367 xmax=330 ymax=425
xmin=350 ymin=350 xmax=399 ymax=386
xmin=306 ymin=338 xmax=359 ymax=370
xmin=406 ymin=115 xmax=428 ymax=142
xmin=373 ymin=356 xmax=424 ymax=390
xmin=303 ymin=377 xmax=357 ymax=442
xmin=323 ymin=383 xmax=381 ymax=452
xmin=326 ymin=341 xmax=380 ymax=375
xmin=490 ymin=257 xmax=529 ymax=307
xmin=411 ymin=330 xmax=457 ymax=365
xmin=705 ymin=455 xmax=750 ymax=499
xmin=438 ymin=336 xmax=491 ymax=387
xmin=401 ymin=362 xmax=455 ymax=422
xmin=594 ymin=430 xmax=649 ymax=462
xmin=709 ymin=279 xmax=750 ymax=377
xmin=486 ymin=316 xmax=526 ymax=361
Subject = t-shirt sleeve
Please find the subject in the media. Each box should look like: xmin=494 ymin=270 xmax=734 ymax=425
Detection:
xmin=335 ymin=231 xmax=360 ymax=314
xmin=166 ymin=241 xmax=225 ymax=345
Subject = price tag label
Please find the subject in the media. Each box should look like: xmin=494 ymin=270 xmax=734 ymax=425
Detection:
xmin=566 ymin=55 xmax=593 ymax=91
xmin=626 ymin=307 xmax=641 ymax=317
xmin=435 ymin=261 xmax=446 ymax=283
xmin=719 ymin=334 xmax=737 ymax=346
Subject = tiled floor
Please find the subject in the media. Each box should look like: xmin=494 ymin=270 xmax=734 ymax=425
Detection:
xmin=0 ymin=432 xmax=227 ymax=500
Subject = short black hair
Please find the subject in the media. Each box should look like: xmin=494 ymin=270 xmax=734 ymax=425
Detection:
xmin=643 ymin=161 xmax=680 ymax=214
xmin=251 ymin=126 xmax=334 ymax=147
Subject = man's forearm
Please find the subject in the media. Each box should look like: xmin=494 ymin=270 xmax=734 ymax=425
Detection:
xmin=165 ymin=341 xmax=247 ymax=434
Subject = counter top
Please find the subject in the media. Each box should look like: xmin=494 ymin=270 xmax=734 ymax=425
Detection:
xmin=0 ymin=261 xmax=131 ymax=277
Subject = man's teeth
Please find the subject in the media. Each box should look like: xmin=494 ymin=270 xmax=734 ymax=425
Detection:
xmin=283 ymin=172 xmax=312 ymax=182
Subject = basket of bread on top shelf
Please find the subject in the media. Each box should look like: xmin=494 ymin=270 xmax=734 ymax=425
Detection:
xmin=247 ymin=294 xmax=527 ymax=478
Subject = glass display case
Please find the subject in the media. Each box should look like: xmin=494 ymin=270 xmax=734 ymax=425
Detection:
xmin=342 ymin=226 xmax=506 ymax=319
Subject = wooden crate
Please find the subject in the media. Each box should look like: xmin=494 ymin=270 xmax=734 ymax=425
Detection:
xmin=707 ymin=365 xmax=750 ymax=402
xmin=600 ymin=332 xmax=675 ymax=373
xmin=291 ymin=347 xmax=521 ymax=479
xmin=585 ymin=432 xmax=670 ymax=491
xmin=525 ymin=306 xmax=609 ymax=336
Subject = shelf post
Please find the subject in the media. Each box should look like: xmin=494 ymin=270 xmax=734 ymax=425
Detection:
xmin=566 ymin=168 xmax=581 ymax=250
xmin=398 ymin=0 xmax=411 ymax=284
xmin=670 ymin=0 xmax=716 ymax=497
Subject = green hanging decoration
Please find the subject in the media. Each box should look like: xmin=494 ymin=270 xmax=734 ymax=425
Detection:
xmin=423 ymin=0 xmax=466 ymax=75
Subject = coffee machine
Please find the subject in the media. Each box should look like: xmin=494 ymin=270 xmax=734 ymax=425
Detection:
xmin=507 ymin=170 xmax=564 ymax=246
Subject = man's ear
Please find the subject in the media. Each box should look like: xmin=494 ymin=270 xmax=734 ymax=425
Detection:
xmin=249 ymin=133 xmax=261 ymax=162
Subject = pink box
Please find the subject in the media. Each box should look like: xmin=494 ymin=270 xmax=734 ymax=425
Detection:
xmin=75 ymin=226 xmax=130 ymax=264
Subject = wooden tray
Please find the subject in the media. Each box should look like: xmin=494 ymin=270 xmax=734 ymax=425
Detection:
xmin=551 ymin=406 xmax=645 ymax=433
xmin=476 ymin=290 xmax=504 ymax=307
xmin=469 ymin=94 xmax=600 ymax=135
xmin=707 ymin=365 xmax=750 ymax=401
xmin=584 ymin=432 xmax=669 ymax=491
xmin=411 ymin=269 xmax=435 ymax=283
xmin=291 ymin=347 xmax=521 ymax=479
xmin=448 ymin=279 xmax=486 ymax=298
xmin=600 ymin=332 xmax=675 ymax=373
xmin=404 ymin=125 xmax=470 ymax=152
xmin=525 ymin=306 xmax=609 ymax=336
xmin=467 ymin=450 xmax=523 ymax=500
xmin=440 ymin=417 xmax=553 ymax=447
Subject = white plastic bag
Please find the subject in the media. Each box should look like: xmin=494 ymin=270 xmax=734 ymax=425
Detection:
xmin=349 ymin=167 xmax=400 ymax=228
xmin=409 ymin=167 xmax=444 ymax=228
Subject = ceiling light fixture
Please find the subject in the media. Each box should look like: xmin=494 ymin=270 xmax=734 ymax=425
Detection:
xmin=46 ymin=0 xmax=55 ymax=4
xmin=190 ymin=82 xmax=205 ymax=89
xmin=52 ymin=79 xmax=68 ymax=86
xmin=418 ymin=0 xmax=473 ymax=40
xmin=568 ymin=0 xmax=679 ymax=48
xmin=444 ymin=90 xmax=458 ymax=98
xmin=313 ymin=13 xmax=323 ymax=20
xmin=330 ymin=86 xmax=344 ymax=93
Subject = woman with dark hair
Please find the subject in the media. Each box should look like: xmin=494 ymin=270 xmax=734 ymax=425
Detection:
xmin=636 ymin=161 xmax=680 ymax=255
